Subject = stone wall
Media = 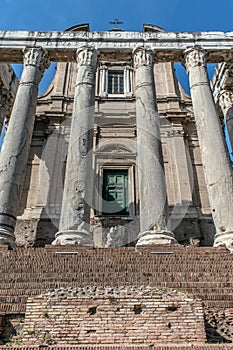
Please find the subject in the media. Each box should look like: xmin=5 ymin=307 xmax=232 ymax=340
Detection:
xmin=205 ymin=308 xmax=233 ymax=343
xmin=22 ymin=287 xmax=206 ymax=345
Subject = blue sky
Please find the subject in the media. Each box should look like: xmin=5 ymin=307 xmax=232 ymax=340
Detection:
xmin=1 ymin=0 xmax=233 ymax=33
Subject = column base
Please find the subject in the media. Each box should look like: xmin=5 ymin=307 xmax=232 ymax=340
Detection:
xmin=214 ymin=231 xmax=233 ymax=253
xmin=0 ymin=228 xmax=15 ymax=248
xmin=136 ymin=230 xmax=177 ymax=246
xmin=52 ymin=230 xmax=93 ymax=246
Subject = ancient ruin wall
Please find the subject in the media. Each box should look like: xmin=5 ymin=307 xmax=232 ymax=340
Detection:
xmin=22 ymin=287 xmax=206 ymax=345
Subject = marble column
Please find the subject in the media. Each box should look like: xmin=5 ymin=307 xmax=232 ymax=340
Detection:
xmin=184 ymin=46 xmax=233 ymax=250
xmin=53 ymin=46 xmax=97 ymax=245
xmin=0 ymin=47 xmax=49 ymax=247
xmin=134 ymin=47 xmax=177 ymax=246
xmin=218 ymin=90 xmax=233 ymax=152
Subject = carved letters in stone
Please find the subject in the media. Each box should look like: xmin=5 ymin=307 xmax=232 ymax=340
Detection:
xmin=133 ymin=47 xmax=154 ymax=69
xmin=23 ymin=47 xmax=50 ymax=71
xmin=184 ymin=46 xmax=206 ymax=74
xmin=76 ymin=47 xmax=97 ymax=69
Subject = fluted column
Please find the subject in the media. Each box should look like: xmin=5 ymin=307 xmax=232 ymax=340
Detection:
xmin=53 ymin=46 xmax=97 ymax=245
xmin=0 ymin=47 xmax=49 ymax=247
xmin=134 ymin=47 xmax=177 ymax=246
xmin=218 ymin=90 xmax=233 ymax=151
xmin=184 ymin=46 xmax=233 ymax=250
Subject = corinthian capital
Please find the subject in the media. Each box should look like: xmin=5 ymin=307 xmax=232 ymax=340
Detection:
xmin=184 ymin=46 xmax=206 ymax=74
xmin=218 ymin=90 xmax=233 ymax=115
xmin=76 ymin=47 xmax=98 ymax=69
xmin=133 ymin=47 xmax=154 ymax=69
xmin=23 ymin=47 xmax=50 ymax=71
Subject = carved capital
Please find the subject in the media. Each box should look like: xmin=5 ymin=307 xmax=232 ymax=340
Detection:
xmin=23 ymin=47 xmax=50 ymax=71
xmin=133 ymin=47 xmax=154 ymax=69
xmin=184 ymin=46 xmax=206 ymax=74
xmin=218 ymin=90 xmax=233 ymax=114
xmin=76 ymin=47 xmax=98 ymax=69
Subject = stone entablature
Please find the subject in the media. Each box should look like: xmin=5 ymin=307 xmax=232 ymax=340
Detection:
xmin=0 ymin=30 xmax=233 ymax=62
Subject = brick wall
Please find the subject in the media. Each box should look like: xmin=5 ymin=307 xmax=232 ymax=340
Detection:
xmin=205 ymin=307 xmax=233 ymax=342
xmin=22 ymin=287 xmax=206 ymax=345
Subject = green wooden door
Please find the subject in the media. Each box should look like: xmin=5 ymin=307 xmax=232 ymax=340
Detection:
xmin=102 ymin=170 xmax=129 ymax=215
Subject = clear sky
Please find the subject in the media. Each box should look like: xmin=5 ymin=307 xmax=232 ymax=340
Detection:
xmin=1 ymin=0 xmax=233 ymax=33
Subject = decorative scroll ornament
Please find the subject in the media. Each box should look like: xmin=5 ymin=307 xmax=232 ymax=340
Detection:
xmin=133 ymin=47 xmax=154 ymax=69
xmin=184 ymin=46 xmax=206 ymax=74
xmin=76 ymin=46 xmax=98 ymax=69
xmin=23 ymin=47 xmax=50 ymax=71
xmin=218 ymin=90 xmax=233 ymax=114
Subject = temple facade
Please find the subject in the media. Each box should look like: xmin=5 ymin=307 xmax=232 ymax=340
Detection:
xmin=0 ymin=24 xmax=233 ymax=248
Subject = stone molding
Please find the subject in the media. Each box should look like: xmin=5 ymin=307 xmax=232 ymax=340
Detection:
xmin=23 ymin=47 xmax=50 ymax=71
xmin=184 ymin=46 xmax=206 ymax=74
xmin=133 ymin=47 xmax=154 ymax=69
xmin=76 ymin=46 xmax=98 ymax=69
xmin=166 ymin=129 xmax=185 ymax=137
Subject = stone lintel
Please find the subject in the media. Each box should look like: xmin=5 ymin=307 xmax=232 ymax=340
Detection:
xmin=0 ymin=30 xmax=233 ymax=63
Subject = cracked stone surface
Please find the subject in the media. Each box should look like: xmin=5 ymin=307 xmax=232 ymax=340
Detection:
xmin=133 ymin=47 xmax=176 ymax=245
xmin=185 ymin=47 xmax=233 ymax=251
xmin=54 ymin=47 xmax=97 ymax=245
xmin=0 ymin=48 xmax=49 ymax=246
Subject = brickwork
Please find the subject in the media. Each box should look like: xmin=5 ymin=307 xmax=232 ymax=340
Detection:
xmin=21 ymin=287 xmax=205 ymax=345
xmin=205 ymin=307 xmax=233 ymax=342
xmin=0 ymin=246 xmax=232 ymax=315
xmin=0 ymin=246 xmax=233 ymax=345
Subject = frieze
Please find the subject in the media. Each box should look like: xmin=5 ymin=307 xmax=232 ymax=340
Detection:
xmin=0 ymin=31 xmax=233 ymax=63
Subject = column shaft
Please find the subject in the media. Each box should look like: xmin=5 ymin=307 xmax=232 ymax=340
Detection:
xmin=53 ymin=46 xmax=97 ymax=245
xmin=0 ymin=47 xmax=49 ymax=246
xmin=184 ymin=47 xmax=233 ymax=249
xmin=134 ymin=47 xmax=176 ymax=246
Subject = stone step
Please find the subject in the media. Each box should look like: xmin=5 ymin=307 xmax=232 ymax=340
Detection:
xmin=0 ymin=246 xmax=232 ymax=314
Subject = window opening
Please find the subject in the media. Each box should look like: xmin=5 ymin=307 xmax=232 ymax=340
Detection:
xmin=108 ymin=70 xmax=124 ymax=94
